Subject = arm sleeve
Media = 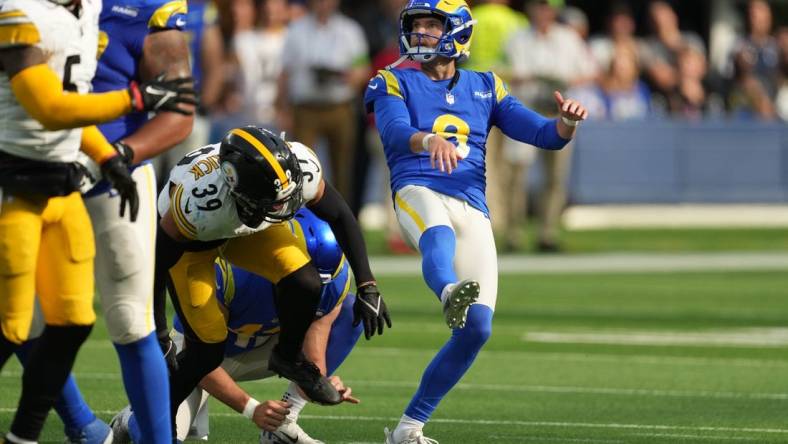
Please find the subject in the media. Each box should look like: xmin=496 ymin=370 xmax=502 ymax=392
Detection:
xmin=373 ymin=95 xmax=420 ymax=155
xmin=147 ymin=0 xmax=187 ymax=30
xmin=10 ymin=64 xmax=132 ymax=131
xmin=80 ymin=125 xmax=118 ymax=164
xmin=493 ymin=95 xmax=568 ymax=150
xmin=308 ymin=182 xmax=375 ymax=286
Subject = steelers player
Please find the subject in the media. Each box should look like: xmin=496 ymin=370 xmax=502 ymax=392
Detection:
xmin=149 ymin=126 xmax=390 ymax=436
xmin=364 ymin=0 xmax=588 ymax=442
xmin=0 ymin=0 xmax=194 ymax=442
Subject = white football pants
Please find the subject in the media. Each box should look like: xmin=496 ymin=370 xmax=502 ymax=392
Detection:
xmin=83 ymin=163 xmax=157 ymax=344
xmin=394 ymin=185 xmax=499 ymax=310
xmin=172 ymin=330 xmax=280 ymax=441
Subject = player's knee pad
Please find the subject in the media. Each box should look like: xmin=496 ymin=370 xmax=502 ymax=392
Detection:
xmin=455 ymin=304 xmax=493 ymax=350
xmin=103 ymin=299 xmax=153 ymax=344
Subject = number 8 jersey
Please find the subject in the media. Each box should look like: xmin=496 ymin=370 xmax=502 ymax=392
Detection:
xmin=0 ymin=0 xmax=101 ymax=162
xmin=157 ymin=141 xmax=323 ymax=241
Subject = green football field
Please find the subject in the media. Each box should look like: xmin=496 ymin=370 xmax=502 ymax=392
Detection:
xmin=3 ymin=267 xmax=788 ymax=443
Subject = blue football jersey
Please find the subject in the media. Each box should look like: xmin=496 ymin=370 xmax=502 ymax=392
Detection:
xmin=182 ymin=0 xmax=217 ymax=92
xmin=94 ymin=0 xmax=187 ymax=144
xmin=173 ymin=257 xmax=351 ymax=357
xmin=364 ymin=67 xmax=567 ymax=216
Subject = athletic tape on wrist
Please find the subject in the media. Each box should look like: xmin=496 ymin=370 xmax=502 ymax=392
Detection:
xmin=243 ymin=398 xmax=260 ymax=420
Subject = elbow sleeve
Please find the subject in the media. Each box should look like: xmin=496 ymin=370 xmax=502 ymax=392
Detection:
xmin=10 ymin=64 xmax=132 ymax=131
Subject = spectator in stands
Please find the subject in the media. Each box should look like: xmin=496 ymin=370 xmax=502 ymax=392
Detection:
xmin=728 ymin=43 xmax=777 ymax=120
xmin=232 ymin=0 xmax=290 ymax=130
xmin=504 ymin=0 xmax=597 ymax=252
xmin=275 ymin=0 xmax=370 ymax=202
xmin=589 ymin=2 xmax=640 ymax=77
xmin=676 ymin=45 xmax=710 ymax=119
xmin=600 ymin=45 xmax=651 ymax=120
xmin=732 ymin=0 xmax=780 ymax=99
xmin=776 ymin=27 xmax=788 ymax=121
xmin=467 ymin=0 xmax=528 ymax=252
xmin=641 ymin=0 xmax=706 ymax=115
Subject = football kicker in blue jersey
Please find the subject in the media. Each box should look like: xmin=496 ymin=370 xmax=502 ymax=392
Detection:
xmin=365 ymin=1 xmax=588 ymax=443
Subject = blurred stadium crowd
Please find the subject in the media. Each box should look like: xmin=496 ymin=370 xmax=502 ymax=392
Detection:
xmin=174 ymin=0 xmax=788 ymax=252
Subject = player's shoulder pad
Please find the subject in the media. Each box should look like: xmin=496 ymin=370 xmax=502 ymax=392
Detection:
xmin=145 ymin=0 xmax=187 ymax=30
xmin=367 ymin=69 xmax=404 ymax=100
xmin=288 ymin=141 xmax=323 ymax=201
xmin=0 ymin=1 xmax=40 ymax=49
xmin=489 ymin=71 xmax=509 ymax=104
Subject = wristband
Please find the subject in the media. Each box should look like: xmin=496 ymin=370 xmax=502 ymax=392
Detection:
xmin=561 ymin=116 xmax=579 ymax=127
xmin=242 ymin=398 xmax=260 ymax=419
xmin=422 ymin=133 xmax=435 ymax=151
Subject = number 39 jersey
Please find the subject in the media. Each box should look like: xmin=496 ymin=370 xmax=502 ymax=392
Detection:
xmin=157 ymin=141 xmax=323 ymax=241
xmin=0 ymin=0 xmax=101 ymax=163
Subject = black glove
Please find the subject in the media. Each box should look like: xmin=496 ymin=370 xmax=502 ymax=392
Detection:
xmin=353 ymin=283 xmax=391 ymax=340
xmin=100 ymin=152 xmax=139 ymax=222
xmin=159 ymin=335 xmax=179 ymax=373
xmin=129 ymin=73 xmax=198 ymax=115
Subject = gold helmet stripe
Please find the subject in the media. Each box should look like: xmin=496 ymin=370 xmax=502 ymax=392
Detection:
xmin=230 ymin=128 xmax=290 ymax=188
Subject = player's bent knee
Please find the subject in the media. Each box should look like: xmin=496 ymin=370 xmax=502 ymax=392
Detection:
xmin=104 ymin=300 xmax=154 ymax=344
xmin=277 ymin=265 xmax=322 ymax=303
xmin=458 ymin=305 xmax=493 ymax=348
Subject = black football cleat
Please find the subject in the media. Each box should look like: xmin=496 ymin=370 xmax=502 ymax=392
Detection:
xmin=268 ymin=347 xmax=341 ymax=405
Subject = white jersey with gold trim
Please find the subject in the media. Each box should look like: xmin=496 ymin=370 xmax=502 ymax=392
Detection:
xmin=158 ymin=141 xmax=323 ymax=241
xmin=0 ymin=0 xmax=101 ymax=162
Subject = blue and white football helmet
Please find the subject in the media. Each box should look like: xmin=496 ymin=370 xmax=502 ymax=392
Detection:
xmin=293 ymin=208 xmax=344 ymax=283
xmin=398 ymin=0 xmax=476 ymax=63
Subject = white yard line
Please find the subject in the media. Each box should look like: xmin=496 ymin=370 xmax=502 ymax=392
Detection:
xmin=370 ymin=252 xmax=788 ymax=275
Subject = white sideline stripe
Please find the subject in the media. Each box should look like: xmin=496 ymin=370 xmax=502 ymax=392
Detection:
xmin=1 ymin=372 xmax=786 ymax=400
xmin=370 ymin=252 xmax=788 ymax=275
xmin=564 ymin=205 xmax=788 ymax=230
xmin=0 ymin=408 xmax=785 ymax=437
xmin=523 ymin=328 xmax=788 ymax=348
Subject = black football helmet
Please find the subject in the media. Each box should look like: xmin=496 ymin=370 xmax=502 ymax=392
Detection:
xmin=219 ymin=126 xmax=304 ymax=227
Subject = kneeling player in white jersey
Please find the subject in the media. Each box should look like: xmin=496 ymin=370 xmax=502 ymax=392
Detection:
xmin=365 ymin=1 xmax=588 ymax=442
xmin=0 ymin=0 xmax=193 ymax=442
xmin=145 ymin=126 xmax=390 ymax=439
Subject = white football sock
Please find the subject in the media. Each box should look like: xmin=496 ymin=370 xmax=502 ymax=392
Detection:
xmin=282 ymin=382 xmax=308 ymax=421
xmin=392 ymin=415 xmax=425 ymax=443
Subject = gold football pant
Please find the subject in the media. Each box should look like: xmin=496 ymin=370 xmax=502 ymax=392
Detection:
xmin=169 ymin=222 xmax=310 ymax=344
xmin=0 ymin=191 xmax=96 ymax=345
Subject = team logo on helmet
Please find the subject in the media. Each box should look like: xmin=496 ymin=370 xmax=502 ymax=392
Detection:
xmin=221 ymin=161 xmax=239 ymax=188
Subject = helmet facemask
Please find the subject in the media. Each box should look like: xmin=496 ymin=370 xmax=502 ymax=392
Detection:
xmin=229 ymin=173 xmax=304 ymax=228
